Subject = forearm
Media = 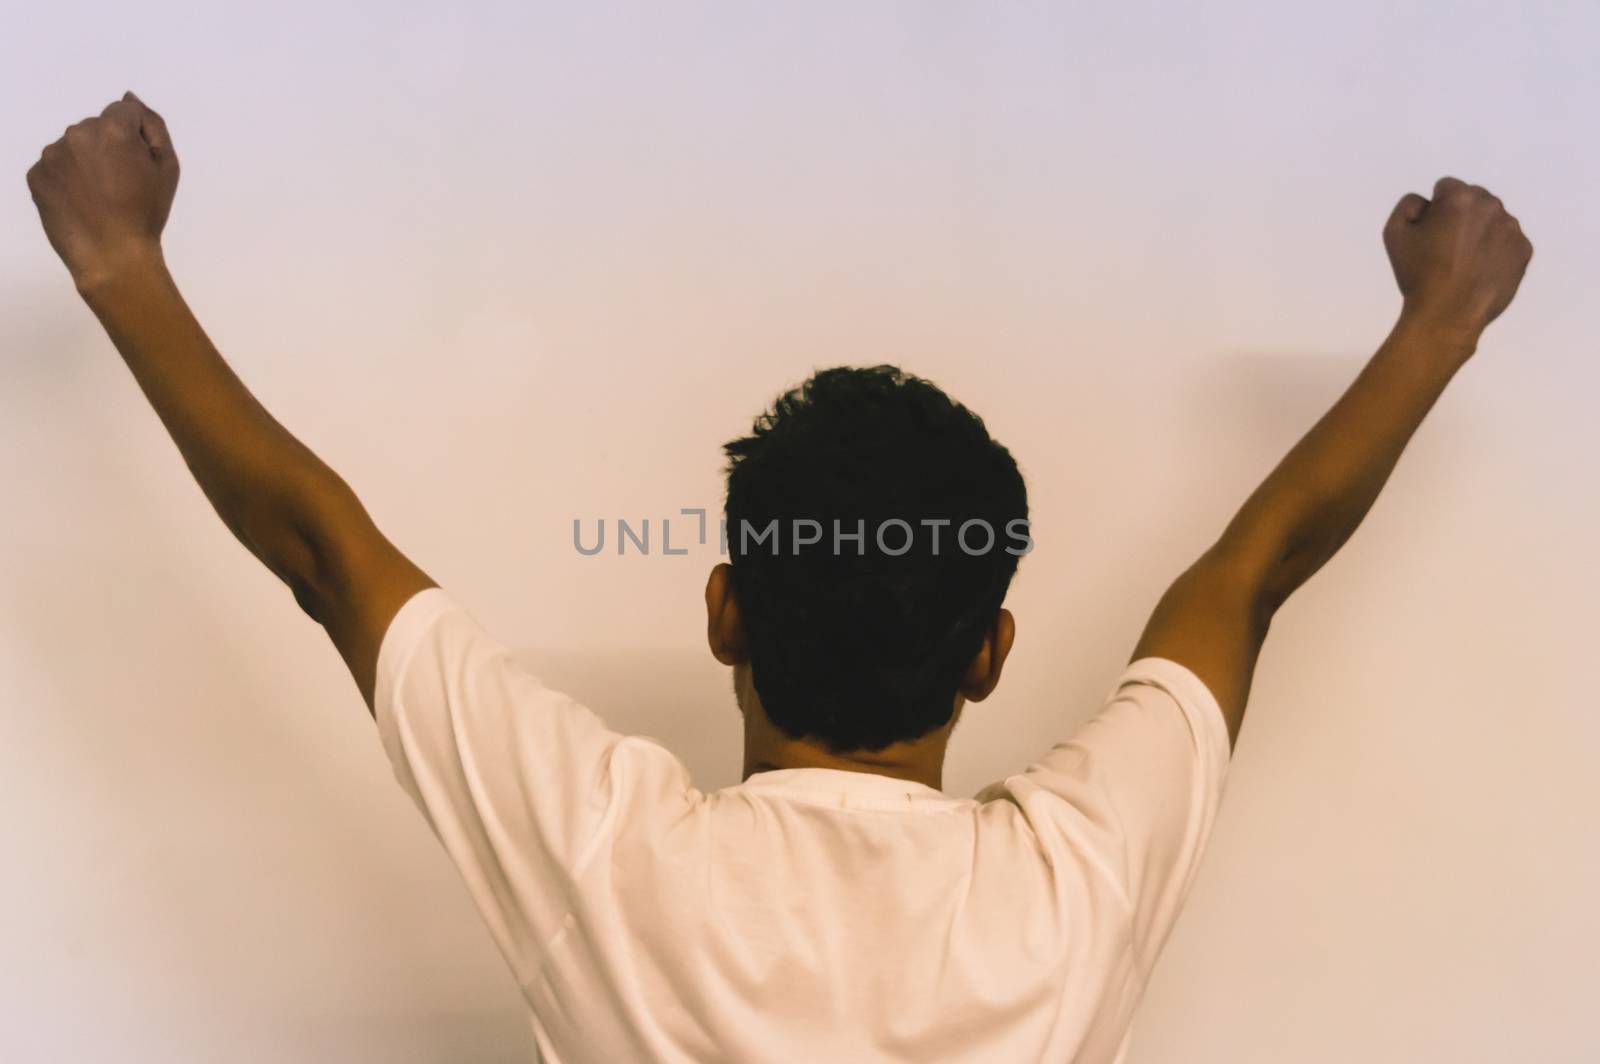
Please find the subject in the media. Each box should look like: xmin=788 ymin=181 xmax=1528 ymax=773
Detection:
xmin=79 ymin=249 xmax=352 ymax=594
xmin=1217 ymin=310 xmax=1476 ymax=612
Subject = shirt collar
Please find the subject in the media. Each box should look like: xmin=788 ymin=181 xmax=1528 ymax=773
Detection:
xmin=733 ymin=766 xmax=954 ymax=804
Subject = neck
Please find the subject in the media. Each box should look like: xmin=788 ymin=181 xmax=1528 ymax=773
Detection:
xmin=741 ymin=715 xmax=954 ymax=791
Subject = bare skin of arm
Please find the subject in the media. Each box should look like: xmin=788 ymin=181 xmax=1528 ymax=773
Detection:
xmin=26 ymin=94 xmax=433 ymax=711
xmin=1132 ymin=177 xmax=1534 ymax=747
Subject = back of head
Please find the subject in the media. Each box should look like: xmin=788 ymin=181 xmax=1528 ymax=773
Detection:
xmin=723 ymin=365 xmax=1030 ymax=754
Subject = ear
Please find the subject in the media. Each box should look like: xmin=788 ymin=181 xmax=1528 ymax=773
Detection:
xmin=705 ymin=563 xmax=748 ymax=666
xmin=958 ymin=608 xmax=1015 ymax=702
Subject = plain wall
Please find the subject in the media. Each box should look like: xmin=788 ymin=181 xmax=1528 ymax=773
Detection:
xmin=2 ymin=3 xmax=1596 ymax=1061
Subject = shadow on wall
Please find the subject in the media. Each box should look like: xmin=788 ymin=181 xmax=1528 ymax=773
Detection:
xmin=235 ymin=1011 xmax=537 ymax=1064
xmin=1184 ymin=348 xmax=1372 ymax=451
xmin=516 ymin=647 xmax=746 ymax=793
xmin=1190 ymin=342 xmax=1477 ymax=433
xmin=1174 ymin=346 xmax=1476 ymax=519
xmin=0 ymin=286 xmax=546 ymax=1060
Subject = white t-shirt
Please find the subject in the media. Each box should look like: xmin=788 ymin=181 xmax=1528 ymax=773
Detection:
xmin=374 ymin=587 xmax=1231 ymax=1064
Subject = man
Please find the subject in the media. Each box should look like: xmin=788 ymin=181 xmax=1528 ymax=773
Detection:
xmin=27 ymin=94 xmax=1531 ymax=1063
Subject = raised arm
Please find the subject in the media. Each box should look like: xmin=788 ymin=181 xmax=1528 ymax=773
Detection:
xmin=26 ymin=93 xmax=434 ymax=711
xmin=1132 ymin=177 xmax=1534 ymax=746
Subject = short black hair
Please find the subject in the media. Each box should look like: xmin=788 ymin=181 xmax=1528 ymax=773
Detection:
xmin=723 ymin=365 xmax=1029 ymax=753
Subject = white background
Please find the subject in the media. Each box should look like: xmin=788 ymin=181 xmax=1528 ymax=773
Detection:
xmin=2 ymin=3 xmax=1595 ymax=1060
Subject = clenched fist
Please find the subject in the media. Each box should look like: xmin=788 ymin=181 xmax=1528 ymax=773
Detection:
xmin=1384 ymin=176 xmax=1533 ymax=352
xmin=26 ymin=92 xmax=179 ymax=292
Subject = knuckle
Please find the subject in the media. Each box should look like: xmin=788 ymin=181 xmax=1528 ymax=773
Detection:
xmin=25 ymin=159 xmax=51 ymax=196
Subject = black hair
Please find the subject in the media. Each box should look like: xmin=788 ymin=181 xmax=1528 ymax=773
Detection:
xmin=723 ymin=365 xmax=1029 ymax=753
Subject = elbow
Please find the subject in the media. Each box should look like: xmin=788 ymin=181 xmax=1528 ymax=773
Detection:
xmin=1249 ymin=583 xmax=1283 ymax=636
xmin=1250 ymin=557 xmax=1294 ymax=626
xmin=287 ymin=569 xmax=328 ymax=624
xmin=245 ymin=520 xmax=334 ymax=622
xmin=1200 ymin=536 xmax=1289 ymax=634
xmin=236 ymin=474 xmax=359 ymax=622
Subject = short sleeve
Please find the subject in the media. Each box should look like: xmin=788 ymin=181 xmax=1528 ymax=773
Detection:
xmin=373 ymin=586 xmax=659 ymax=984
xmin=978 ymin=657 xmax=1231 ymax=979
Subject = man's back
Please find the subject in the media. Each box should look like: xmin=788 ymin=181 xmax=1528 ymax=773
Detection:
xmin=377 ymin=587 xmax=1230 ymax=1063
